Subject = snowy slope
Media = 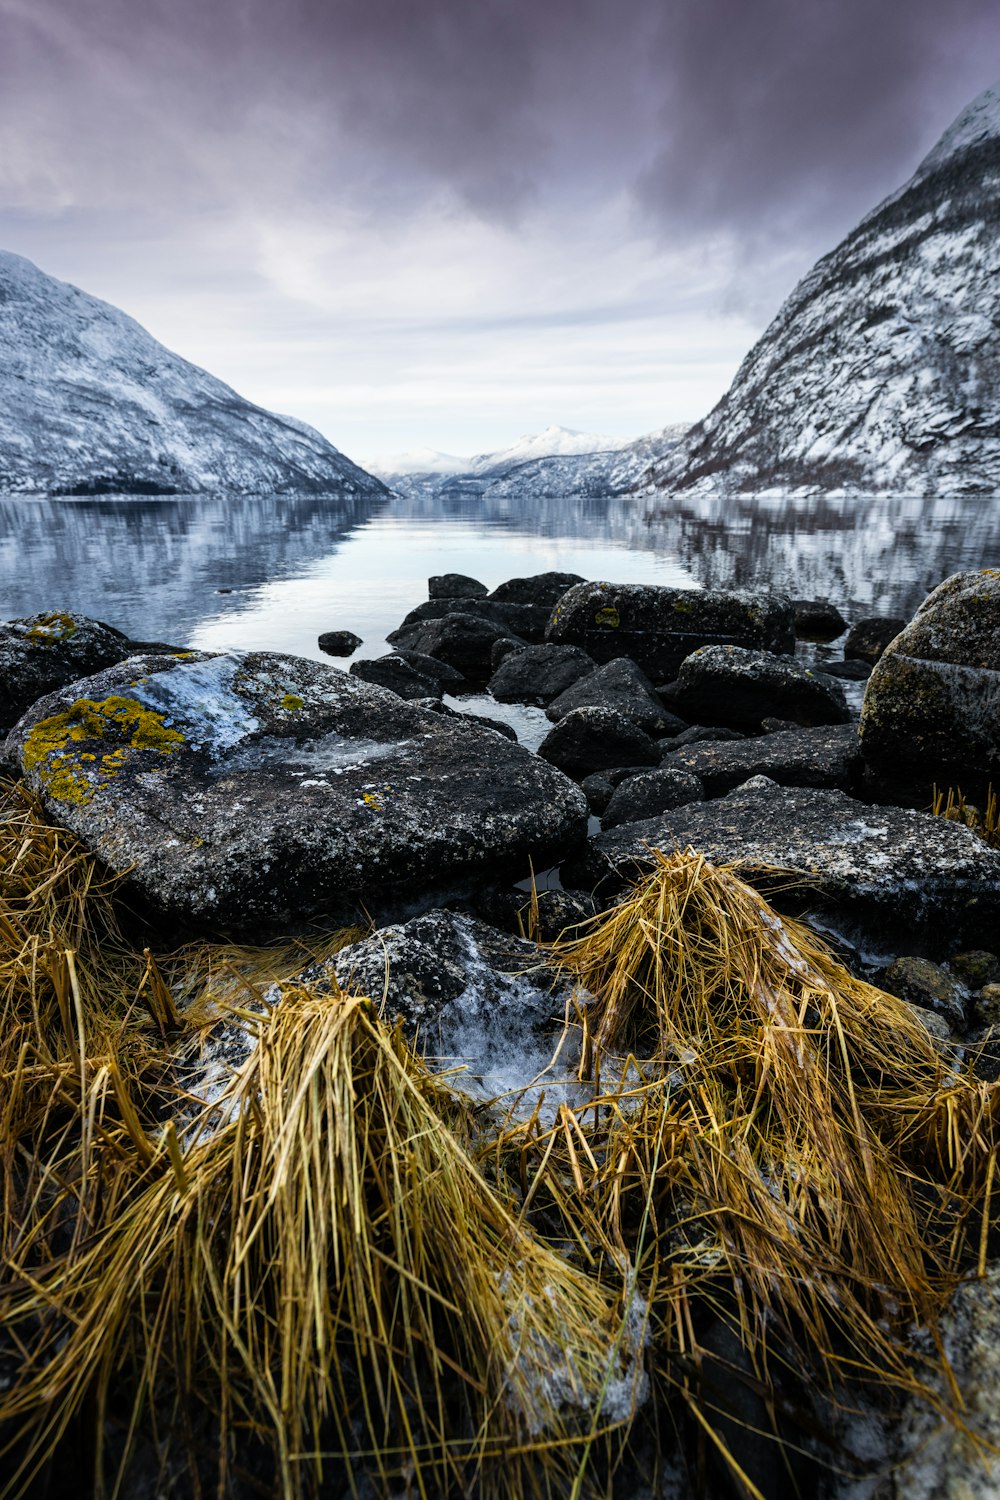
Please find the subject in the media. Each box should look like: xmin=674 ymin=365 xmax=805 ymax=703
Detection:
xmin=466 ymin=424 xmax=626 ymax=474
xmin=0 ymin=252 xmax=386 ymax=496
xmin=645 ymin=82 xmax=1000 ymax=497
xmin=366 ymin=447 xmax=468 ymax=478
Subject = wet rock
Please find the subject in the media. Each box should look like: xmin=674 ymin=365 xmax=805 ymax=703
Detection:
xmin=564 ymin=782 xmax=1000 ymax=949
xmin=859 ymin=572 xmax=1000 ymax=791
xmin=667 ymin=645 xmax=850 ymax=729
xmin=390 ymin=596 xmax=545 ymax=645
xmin=660 ymin=724 xmax=862 ymax=799
xmin=7 ymin=651 xmax=587 ymax=934
xmin=545 ymin=581 xmax=795 ymax=681
xmin=428 ymin=572 xmax=487 ymax=599
xmin=350 ymin=654 xmax=443 ymax=701
xmin=663 ymin=724 xmax=746 ymax=749
xmin=474 ymin=886 xmax=598 ymax=942
xmin=793 ymin=599 xmax=848 ymax=640
xmin=386 ymin=611 xmax=525 ymax=683
xmin=546 ymin=657 xmax=683 ymax=735
xmin=488 ymin=643 xmax=595 ymax=706
xmin=317 ymin=629 xmax=362 ymax=657
xmin=580 ymin=772 xmax=615 ymax=814
xmin=950 ymin=950 xmax=1000 ymax=989
xmin=844 ymin=615 xmax=906 ymax=663
xmin=882 ymin=957 xmax=968 ymax=1031
xmin=821 ymin=657 xmax=872 ymax=681
xmin=601 ymin=768 xmax=704 ymax=830
xmin=0 ymin=610 xmax=139 ymax=731
xmin=393 ymin=651 xmax=466 ymax=690
xmin=537 ymin=706 xmax=662 ymax=778
xmin=489 ymin=571 xmax=585 ymax=607
xmin=490 ymin=637 xmax=524 ymax=671
xmin=331 ymin=909 xmax=575 ymax=1098
xmin=410 ymin=697 xmax=518 ymax=740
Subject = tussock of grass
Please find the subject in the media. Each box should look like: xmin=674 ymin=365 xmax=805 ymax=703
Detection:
xmin=933 ymin=783 xmax=1000 ymax=848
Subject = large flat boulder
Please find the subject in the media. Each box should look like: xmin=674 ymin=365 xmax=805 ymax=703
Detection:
xmin=666 ymin=645 xmax=849 ymax=728
xmin=563 ymin=781 xmax=1000 ymax=949
xmin=544 ymin=582 xmax=795 ymax=680
xmin=6 ymin=651 xmax=587 ymax=933
xmin=860 ymin=571 xmax=1000 ymax=791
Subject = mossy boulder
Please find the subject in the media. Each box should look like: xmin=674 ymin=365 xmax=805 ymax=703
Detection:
xmin=0 ymin=610 xmax=139 ymax=731
xmin=859 ymin=571 xmax=1000 ymax=791
xmin=544 ymin=582 xmax=795 ymax=680
xmin=6 ymin=651 xmax=587 ymax=934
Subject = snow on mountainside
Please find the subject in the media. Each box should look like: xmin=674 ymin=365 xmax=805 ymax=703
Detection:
xmin=466 ymin=424 xmax=627 ymax=473
xmin=0 ymin=252 xmax=386 ymax=496
xmin=645 ymin=81 xmax=1000 ymax=497
xmin=366 ymin=447 xmax=467 ymax=477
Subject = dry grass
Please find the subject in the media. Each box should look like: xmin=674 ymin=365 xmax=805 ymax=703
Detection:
xmin=932 ymin=783 xmax=1000 ymax=848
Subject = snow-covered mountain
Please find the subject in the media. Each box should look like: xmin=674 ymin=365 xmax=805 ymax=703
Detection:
xmin=645 ymin=81 xmax=1000 ymax=497
xmin=366 ymin=446 xmax=467 ymax=478
xmin=466 ymin=424 xmax=626 ymax=473
xmin=0 ymin=251 xmax=386 ymax=496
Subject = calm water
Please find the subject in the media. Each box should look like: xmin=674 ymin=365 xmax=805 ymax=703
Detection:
xmin=3 ymin=488 xmax=999 ymax=675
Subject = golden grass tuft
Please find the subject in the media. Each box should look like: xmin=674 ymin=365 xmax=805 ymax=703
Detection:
xmin=932 ymin=783 xmax=1000 ymax=848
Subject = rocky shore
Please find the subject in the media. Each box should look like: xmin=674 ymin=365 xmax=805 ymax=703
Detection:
xmin=3 ymin=571 xmax=1000 ymax=1499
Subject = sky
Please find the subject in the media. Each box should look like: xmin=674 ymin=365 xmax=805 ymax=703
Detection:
xmin=0 ymin=0 xmax=997 ymax=466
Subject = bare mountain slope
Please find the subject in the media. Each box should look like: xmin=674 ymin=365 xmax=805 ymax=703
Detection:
xmin=0 ymin=252 xmax=386 ymax=496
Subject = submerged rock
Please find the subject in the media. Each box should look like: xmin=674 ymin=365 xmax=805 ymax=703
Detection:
xmin=660 ymin=724 xmax=862 ymax=799
xmin=545 ymin=581 xmax=795 ymax=680
xmin=0 ymin=610 xmax=139 ymax=731
xmin=666 ymin=645 xmax=849 ymax=729
xmin=317 ymin=629 xmax=362 ymax=657
xmin=565 ymin=782 xmax=1000 ymax=949
xmin=545 ymin=656 xmax=683 ymax=735
xmin=7 ymin=651 xmax=587 ymax=933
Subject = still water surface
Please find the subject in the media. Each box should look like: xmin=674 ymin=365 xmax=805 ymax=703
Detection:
xmin=3 ymin=489 xmax=999 ymax=668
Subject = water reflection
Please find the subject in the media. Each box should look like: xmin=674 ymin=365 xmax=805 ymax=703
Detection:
xmin=0 ymin=489 xmax=997 ymax=662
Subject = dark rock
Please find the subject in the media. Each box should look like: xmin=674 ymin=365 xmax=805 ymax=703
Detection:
xmin=601 ymin=768 xmax=704 ymax=829
xmin=350 ymin=654 xmax=443 ymax=701
xmin=386 ymin=612 xmax=525 ymax=683
xmin=488 ymin=571 xmax=585 ymax=607
xmin=660 ymin=724 xmax=862 ymax=799
xmin=793 ymin=598 xmax=848 ymax=640
xmin=474 ymin=886 xmax=598 ymax=942
xmin=317 ymin=629 xmax=362 ymax=657
xmin=882 ymin=956 xmax=968 ymax=1031
xmin=390 ymin=596 xmax=548 ymax=644
xmin=580 ymin=772 xmax=615 ymax=814
xmin=664 ymin=724 xmax=747 ymax=749
xmin=428 ymin=572 xmax=487 ymax=599
xmin=760 ymin=717 xmax=801 ymax=734
xmin=859 ymin=572 xmax=1000 ymax=792
xmin=546 ymin=657 xmax=680 ymax=734
xmin=0 ymin=610 xmax=137 ymax=731
xmin=7 ymin=651 xmax=587 ymax=934
xmin=670 ymin=645 xmax=849 ymax=729
xmin=821 ymin=658 xmax=873 ymax=681
xmin=488 ymin=643 xmax=595 ymax=706
xmin=394 ymin=651 xmax=466 ymax=689
xmin=605 ymin=765 xmax=656 ymax=787
xmin=976 ymin=983 xmax=1000 ymax=1028
xmin=457 ymin=710 xmax=518 ymax=741
xmin=537 ymin=706 xmax=662 ymax=778
xmin=564 ymin=782 xmax=1000 ymax=949
xmin=951 ymin=950 xmax=1000 ymax=989
xmin=844 ymin=615 xmax=906 ymax=663
xmin=490 ymin=637 xmax=524 ymax=671
xmin=545 ymin=581 xmax=795 ymax=680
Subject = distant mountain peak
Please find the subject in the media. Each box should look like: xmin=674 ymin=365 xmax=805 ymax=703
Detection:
xmin=912 ymin=80 xmax=1000 ymax=182
xmin=0 ymin=252 xmax=385 ymax=496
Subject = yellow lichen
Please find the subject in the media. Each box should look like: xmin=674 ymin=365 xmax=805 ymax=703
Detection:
xmin=594 ymin=606 xmax=620 ymax=628
xmin=23 ymin=695 xmax=185 ymax=806
xmin=25 ymin=611 xmax=79 ymax=645
xmin=280 ymin=693 xmax=304 ymax=712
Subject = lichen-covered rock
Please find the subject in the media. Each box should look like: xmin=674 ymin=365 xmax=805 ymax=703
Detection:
xmin=317 ymin=629 xmax=362 ymax=657
xmin=428 ymin=572 xmax=487 ymax=599
xmin=950 ymin=950 xmax=1000 ymax=989
xmin=844 ymin=615 xmax=907 ymax=663
xmin=601 ymin=767 xmax=704 ymax=829
xmin=487 ymin=643 xmax=595 ymax=706
xmin=0 ymin=610 xmax=138 ymax=730
xmin=792 ymin=599 xmax=848 ymax=640
xmin=660 ymin=724 xmax=862 ymax=799
xmin=667 ymin=645 xmax=849 ymax=729
xmin=537 ymin=706 xmax=662 ymax=778
xmin=349 ymin=653 xmax=444 ymax=700
xmin=859 ymin=571 xmax=1000 ymax=789
xmin=6 ymin=651 xmax=588 ymax=933
xmin=882 ymin=956 xmax=968 ymax=1031
xmin=564 ymin=782 xmax=1000 ymax=948
xmin=545 ymin=657 xmax=684 ymax=736
xmin=544 ymin=582 xmax=795 ymax=680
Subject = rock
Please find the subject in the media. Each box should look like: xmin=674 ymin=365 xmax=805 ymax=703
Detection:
xmin=882 ymin=956 xmax=968 ymax=1031
xmin=350 ymin=654 xmax=443 ymax=700
xmin=474 ymin=886 xmax=598 ymax=943
xmin=407 ymin=697 xmax=518 ymax=740
xmin=394 ymin=651 xmax=466 ymax=689
xmin=317 ymin=629 xmax=362 ymax=657
xmin=950 ymin=950 xmax=1000 ymax=989
xmin=660 ymin=724 xmax=862 ymax=799
xmin=793 ymin=599 xmax=848 ymax=640
xmin=667 ymin=646 xmax=849 ymax=729
xmin=977 ymin=983 xmax=1000 ymax=1028
xmin=490 ymin=637 xmax=525 ymax=671
xmin=564 ymin=782 xmax=1000 ymax=949
xmin=7 ymin=651 xmax=588 ymax=933
xmin=537 ymin=707 xmax=662 ymax=778
xmin=488 ymin=571 xmax=585 ymax=607
xmin=386 ymin=611 xmax=525 ymax=683
xmin=428 ymin=572 xmax=487 ymax=599
xmin=759 ymin=717 xmax=801 ymax=734
xmin=859 ymin=572 xmax=1000 ymax=791
xmin=601 ymin=768 xmax=704 ymax=830
xmin=663 ymin=724 xmax=746 ymax=749
xmin=331 ymin=909 xmax=576 ymax=1100
xmin=0 ymin=610 xmax=138 ymax=731
xmin=488 ymin=643 xmax=595 ymax=706
xmin=844 ymin=615 xmax=906 ymax=663
xmin=391 ymin=596 xmax=550 ymax=643
xmin=580 ymin=772 xmax=616 ymax=815
xmin=821 ymin=657 xmax=872 ymax=681
xmin=546 ymin=657 xmax=683 ymax=735
xmin=544 ymin=582 xmax=795 ymax=680
xmin=904 ymin=1002 xmax=955 ymax=1047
